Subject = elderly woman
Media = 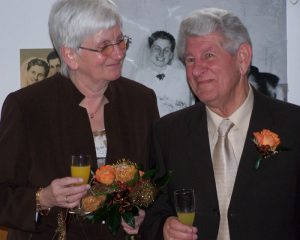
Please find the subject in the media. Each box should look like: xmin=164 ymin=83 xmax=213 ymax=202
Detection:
xmin=0 ymin=0 xmax=159 ymax=239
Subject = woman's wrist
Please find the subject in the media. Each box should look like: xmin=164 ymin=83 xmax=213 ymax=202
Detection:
xmin=36 ymin=187 xmax=51 ymax=215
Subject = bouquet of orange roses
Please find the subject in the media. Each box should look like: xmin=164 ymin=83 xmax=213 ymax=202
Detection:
xmin=80 ymin=159 xmax=170 ymax=236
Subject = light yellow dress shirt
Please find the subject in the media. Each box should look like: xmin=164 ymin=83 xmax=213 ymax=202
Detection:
xmin=206 ymin=86 xmax=254 ymax=166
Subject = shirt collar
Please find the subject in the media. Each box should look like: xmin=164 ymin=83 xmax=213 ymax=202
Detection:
xmin=207 ymin=85 xmax=254 ymax=137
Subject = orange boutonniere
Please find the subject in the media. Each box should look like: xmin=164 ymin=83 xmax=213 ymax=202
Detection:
xmin=252 ymin=129 xmax=290 ymax=169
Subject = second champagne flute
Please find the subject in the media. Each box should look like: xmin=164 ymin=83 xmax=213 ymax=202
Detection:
xmin=69 ymin=154 xmax=91 ymax=214
xmin=174 ymin=188 xmax=196 ymax=226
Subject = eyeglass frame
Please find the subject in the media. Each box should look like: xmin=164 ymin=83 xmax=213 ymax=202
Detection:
xmin=78 ymin=35 xmax=132 ymax=56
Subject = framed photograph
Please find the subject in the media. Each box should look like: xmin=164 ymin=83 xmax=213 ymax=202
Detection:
xmin=20 ymin=48 xmax=61 ymax=88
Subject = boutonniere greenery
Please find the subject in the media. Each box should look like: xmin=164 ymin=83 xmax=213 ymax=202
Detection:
xmin=252 ymin=129 xmax=290 ymax=170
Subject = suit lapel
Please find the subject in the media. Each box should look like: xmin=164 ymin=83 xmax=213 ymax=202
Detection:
xmin=184 ymin=104 xmax=219 ymax=208
xmin=230 ymin=90 xmax=277 ymax=207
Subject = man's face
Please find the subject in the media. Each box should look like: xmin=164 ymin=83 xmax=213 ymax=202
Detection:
xmin=48 ymin=58 xmax=61 ymax=77
xmin=26 ymin=65 xmax=47 ymax=85
xmin=150 ymin=39 xmax=173 ymax=68
xmin=184 ymin=33 xmax=249 ymax=110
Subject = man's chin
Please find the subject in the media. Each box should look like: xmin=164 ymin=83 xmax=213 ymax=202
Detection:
xmin=195 ymin=91 xmax=216 ymax=105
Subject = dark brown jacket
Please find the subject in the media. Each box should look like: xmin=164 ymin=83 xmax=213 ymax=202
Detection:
xmin=0 ymin=74 xmax=159 ymax=240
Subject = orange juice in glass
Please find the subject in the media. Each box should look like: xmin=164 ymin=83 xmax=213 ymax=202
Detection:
xmin=174 ymin=189 xmax=196 ymax=226
xmin=71 ymin=165 xmax=91 ymax=184
xmin=69 ymin=154 xmax=91 ymax=214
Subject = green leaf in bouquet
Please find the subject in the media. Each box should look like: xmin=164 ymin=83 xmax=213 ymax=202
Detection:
xmin=154 ymin=170 xmax=172 ymax=188
xmin=106 ymin=203 xmax=121 ymax=236
xmin=91 ymin=181 xmax=119 ymax=196
xmin=142 ymin=168 xmax=158 ymax=180
xmin=136 ymin=163 xmax=144 ymax=171
xmin=122 ymin=210 xmax=135 ymax=228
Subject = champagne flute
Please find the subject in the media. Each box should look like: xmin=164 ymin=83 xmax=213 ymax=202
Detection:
xmin=174 ymin=189 xmax=196 ymax=226
xmin=69 ymin=154 xmax=91 ymax=214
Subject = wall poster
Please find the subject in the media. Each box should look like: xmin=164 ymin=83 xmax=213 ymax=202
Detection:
xmin=115 ymin=0 xmax=287 ymax=108
xmin=19 ymin=0 xmax=287 ymax=116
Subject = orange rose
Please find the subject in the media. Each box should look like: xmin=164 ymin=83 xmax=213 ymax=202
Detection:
xmin=114 ymin=163 xmax=138 ymax=184
xmin=95 ymin=165 xmax=116 ymax=185
xmin=253 ymin=129 xmax=280 ymax=151
xmin=81 ymin=194 xmax=107 ymax=213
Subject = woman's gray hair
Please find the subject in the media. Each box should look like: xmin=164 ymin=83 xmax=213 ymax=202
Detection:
xmin=177 ymin=8 xmax=252 ymax=62
xmin=48 ymin=0 xmax=122 ymax=77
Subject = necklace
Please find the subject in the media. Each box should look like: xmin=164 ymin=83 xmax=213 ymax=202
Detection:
xmin=82 ymin=95 xmax=108 ymax=119
xmin=88 ymin=107 xmax=100 ymax=119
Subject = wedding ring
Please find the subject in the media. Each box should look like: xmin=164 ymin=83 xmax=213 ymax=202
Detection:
xmin=65 ymin=196 xmax=69 ymax=203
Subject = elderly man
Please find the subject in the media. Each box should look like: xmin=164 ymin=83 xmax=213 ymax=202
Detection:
xmin=141 ymin=8 xmax=300 ymax=240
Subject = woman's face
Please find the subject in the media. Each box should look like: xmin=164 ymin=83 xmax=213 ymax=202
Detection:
xmin=74 ymin=25 xmax=126 ymax=85
xmin=150 ymin=39 xmax=173 ymax=68
xmin=26 ymin=65 xmax=47 ymax=85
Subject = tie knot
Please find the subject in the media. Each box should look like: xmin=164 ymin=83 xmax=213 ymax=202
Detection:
xmin=217 ymin=119 xmax=233 ymax=137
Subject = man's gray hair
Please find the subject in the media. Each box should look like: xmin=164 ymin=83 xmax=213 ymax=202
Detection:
xmin=177 ymin=8 xmax=252 ymax=63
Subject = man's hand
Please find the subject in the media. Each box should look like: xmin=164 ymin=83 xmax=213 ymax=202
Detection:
xmin=163 ymin=216 xmax=198 ymax=240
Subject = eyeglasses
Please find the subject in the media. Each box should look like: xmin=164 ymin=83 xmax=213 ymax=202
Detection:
xmin=79 ymin=36 xmax=131 ymax=56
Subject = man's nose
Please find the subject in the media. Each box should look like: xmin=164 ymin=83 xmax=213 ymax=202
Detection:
xmin=192 ymin=60 xmax=207 ymax=76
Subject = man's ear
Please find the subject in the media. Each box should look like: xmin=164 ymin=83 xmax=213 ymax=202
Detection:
xmin=60 ymin=46 xmax=78 ymax=70
xmin=237 ymin=43 xmax=252 ymax=75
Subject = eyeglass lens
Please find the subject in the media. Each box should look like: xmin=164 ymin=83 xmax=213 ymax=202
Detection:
xmin=101 ymin=38 xmax=128 ymax=56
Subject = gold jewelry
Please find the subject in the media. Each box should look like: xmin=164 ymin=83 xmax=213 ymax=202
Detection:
xmin=88 ymin=107 xmax=100 ymax=119
xmin=81 ymin=96 xmax=108 ymax=119
xmin=36 ymin=187 xmax=51 ymax=216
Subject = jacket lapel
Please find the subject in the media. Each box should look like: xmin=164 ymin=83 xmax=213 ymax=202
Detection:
xmin=184 ymin=104 xmax=219 ymax=209
xmin=230 ymin=90 xmax=277 ymax=207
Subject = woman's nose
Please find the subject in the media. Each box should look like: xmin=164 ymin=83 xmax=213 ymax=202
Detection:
xmin=111 ymin=44 xmax=126 ymax=60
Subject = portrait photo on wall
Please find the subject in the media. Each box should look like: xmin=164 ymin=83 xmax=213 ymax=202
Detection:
xmin=132 ymin=30 xmax=195 ymax=116
xmin=20 ymin=48 xmax=61 ymax=88
xmin=115 ymin=0 xmax=287 ymax=107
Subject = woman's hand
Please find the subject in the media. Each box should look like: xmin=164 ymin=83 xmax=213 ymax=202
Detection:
xmin=38 ymin=177 xmax=90 ymax=209
xmin=121 ymin=209 xmax=145 ymax=235
xmin=163 ymin=216 xmax=198 ymax=240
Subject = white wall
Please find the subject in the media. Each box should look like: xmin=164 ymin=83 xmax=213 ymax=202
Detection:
xmin=0 ymin=1 xmax=56 ymax=108
xmin=287 ymin=0 xmax=300 ymax=105
xmin=0 ymin=1 xmax=299 ymax=109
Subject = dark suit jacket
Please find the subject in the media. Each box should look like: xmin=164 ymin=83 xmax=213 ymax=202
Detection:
xmin=0 ymin=74 xmax=159 ymax=240
xmin=142 ymin=89 xmax=300 ymax=240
